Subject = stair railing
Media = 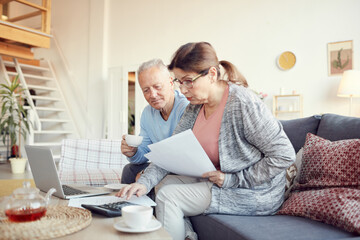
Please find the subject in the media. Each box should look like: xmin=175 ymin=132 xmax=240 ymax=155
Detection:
xmin=26 ymin=108 xmax=35 ymax=145
xmin=0 ymin=55 xmax=11 ymax=85
xmin=13 ymin=58 xmax=42 ymax=131
xmin=1 ymin=0 xmax=51 ymax=35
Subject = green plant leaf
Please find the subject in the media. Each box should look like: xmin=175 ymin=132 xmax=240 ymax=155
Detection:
xmin=0 ymin=75 xmax=32 ymax=148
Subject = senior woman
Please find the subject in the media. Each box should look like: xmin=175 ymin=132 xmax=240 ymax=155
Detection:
xmin=117 ymin=42 xmax=296 ymax=240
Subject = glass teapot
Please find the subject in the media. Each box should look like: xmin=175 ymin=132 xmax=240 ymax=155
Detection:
xmin=4 ymin=181 xmax=56 ymax=222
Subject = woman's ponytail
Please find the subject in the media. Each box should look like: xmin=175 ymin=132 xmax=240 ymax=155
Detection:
xmin=219 ymin=60 xmax=248 ymax=87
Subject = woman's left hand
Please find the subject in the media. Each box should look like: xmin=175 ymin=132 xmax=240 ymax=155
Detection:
xmin=202 ymin=170 xmax=225 ymax=187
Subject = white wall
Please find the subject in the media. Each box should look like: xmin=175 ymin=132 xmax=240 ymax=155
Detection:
xmin=38 ymin=0 xmax=360 ymax=137
xmin=35 ymin=0 xmax=108 ymax=137
xmin=50 ymin=0 xmax=90 ymax=97
xmin=107 ymin=0 xmax=360 ymax=118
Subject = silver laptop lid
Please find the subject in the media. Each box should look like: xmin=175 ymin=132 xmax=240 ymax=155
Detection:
xmin=25 ymin=145 xmax=66 ymax=199
xmin=25 ymin=145 xmax=111 ymax=199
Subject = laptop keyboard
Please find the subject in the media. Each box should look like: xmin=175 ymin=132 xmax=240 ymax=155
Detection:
xmin=62 ymin=185 xmax=89 ymax=195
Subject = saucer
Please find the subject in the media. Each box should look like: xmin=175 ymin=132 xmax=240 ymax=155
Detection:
xmin=113 ymin=218 xmax=162 ymax=233
xmin=104 ymin=183 xmax=127 ymax=191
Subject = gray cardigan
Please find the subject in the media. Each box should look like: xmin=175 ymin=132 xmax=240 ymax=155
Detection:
xmin=138 ymin=83 xmax=296 ymax=215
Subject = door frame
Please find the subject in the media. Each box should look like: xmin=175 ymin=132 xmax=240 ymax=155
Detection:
xmin=107 ymin=65 xmax=147 ymax=139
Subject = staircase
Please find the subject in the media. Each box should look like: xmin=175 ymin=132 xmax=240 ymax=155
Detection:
xmin=0 ymin=56 xmax=79 ymax=161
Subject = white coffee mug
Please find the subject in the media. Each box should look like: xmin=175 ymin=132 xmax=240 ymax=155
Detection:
xmin=125 ymin=135 xmax=143 ymax=147
xmin=122 ymin=205 xmax=153 ymax=229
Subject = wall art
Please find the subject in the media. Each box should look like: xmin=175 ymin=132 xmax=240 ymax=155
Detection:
xmin=328 ymin=40 xmax=353 ymax=76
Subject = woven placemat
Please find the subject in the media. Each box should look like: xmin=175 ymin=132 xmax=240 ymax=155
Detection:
xmin=0 ymin=206 xmax=92 ymax=240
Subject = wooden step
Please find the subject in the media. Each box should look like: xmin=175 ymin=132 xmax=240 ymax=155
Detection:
xmin=35 ymin=106 xmax=65 ymax=112
xmin=2 ymin=56 xmax=40 ymax=66
xmin=19 ymin=63 xmax=49 ymax=72
xmin=24 ymin=74 xmax=53 ymax=81
xmin=26 ymin=84 xmax=57 ymax=91
xmin=8 ymin=71 xmax=54 ymax=81
xmin=39 ymin=118 xmax=71 ymax=123
xmin=33 ymin=130 xmax=73 ymax=134
xmin=31 ymin=142 xmax=62 ymax=147
xmin=31 ymin=96 xmax=61 ymax=101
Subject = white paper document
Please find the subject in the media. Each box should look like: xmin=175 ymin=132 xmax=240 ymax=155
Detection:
xmin=144 ymin=129 xmax=216 ymax=177
xmin=68 ymin=195 xmax=156 ymax=209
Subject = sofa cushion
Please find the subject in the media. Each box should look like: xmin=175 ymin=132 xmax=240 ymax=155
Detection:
xmin=279 ymin=188 xmax=360 ymax=235
xmin=58 ymin=139 xmax=126 ymax=186
xmin=278 ymin=133 xmax=360 ymax=235
xmin=280 ymin=115 xmax=321 ymax=153
xmin=191 ymin=214 xmax=359 ymax=240
xmin=296 ymin=133 xmax=360 ymax=188
xmin=59 ymin=168 xmax=123 ymax=186
xmin=317 ymin=114 xmax=360 ymax=141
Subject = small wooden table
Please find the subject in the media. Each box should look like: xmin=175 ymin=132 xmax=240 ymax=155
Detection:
xmin=0 ymin=179 xmax=35 ymax=197
xmin=0 ymin=177 xmax=172 ymax=240
xmin=57 ymin=214 xmax=171 ymax=240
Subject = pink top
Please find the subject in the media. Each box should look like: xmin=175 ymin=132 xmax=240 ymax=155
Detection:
xmin=193 ymin=85 xmax=229 ymax=170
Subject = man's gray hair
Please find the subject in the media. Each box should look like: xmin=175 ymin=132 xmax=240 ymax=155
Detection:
xmin=137 ymin=58 xmax=170 ymax=76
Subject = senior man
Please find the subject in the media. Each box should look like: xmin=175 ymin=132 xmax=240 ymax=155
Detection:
xmin=121 ymin=59 xmax=189 ymax=184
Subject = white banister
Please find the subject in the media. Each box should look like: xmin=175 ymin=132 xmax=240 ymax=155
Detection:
xmin=13 ymin=58 xmax=42 ymax=131
xmin=0 ymin=56 xmax=11 ymax=85
xmin=26 ymin=108 xmax=35 ymax=145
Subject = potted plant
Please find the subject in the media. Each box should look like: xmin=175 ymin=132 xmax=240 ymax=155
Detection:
xmin=0 ymin=75 xmax=32 ymax=173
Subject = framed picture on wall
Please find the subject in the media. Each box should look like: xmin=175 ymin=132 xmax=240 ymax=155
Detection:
xmin=328 ymin=40 xmax=353 ymax=76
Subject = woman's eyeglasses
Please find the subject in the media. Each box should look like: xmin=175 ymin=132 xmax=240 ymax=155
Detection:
xmin=173 ymin=69 xmax=210 ymax=89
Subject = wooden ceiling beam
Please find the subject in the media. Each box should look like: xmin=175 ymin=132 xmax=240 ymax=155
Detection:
xmin=0 ymin=42 xmax=33 ymax=59
xmin=0 ymin=23 xmax=50 ymax=48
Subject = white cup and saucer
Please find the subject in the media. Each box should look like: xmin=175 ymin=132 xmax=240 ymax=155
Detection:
xmin=113 ymin=205 xmax=162 ymax=233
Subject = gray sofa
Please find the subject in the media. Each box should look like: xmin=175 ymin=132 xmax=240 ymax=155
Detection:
xmin=190 ymin=114 xmax=360 ymax=240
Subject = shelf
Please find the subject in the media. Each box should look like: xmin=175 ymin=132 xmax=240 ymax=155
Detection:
xmin=274 ymin=94 xmax=301 ymax=98
xmin=273 ymin=94 xmax=303 ymax=119
xmin=275 ymin=111 xmax=301 ymax=114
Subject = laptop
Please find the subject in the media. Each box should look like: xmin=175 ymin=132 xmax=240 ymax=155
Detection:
xmin=25 ymin=145 xmax=112 ymax=199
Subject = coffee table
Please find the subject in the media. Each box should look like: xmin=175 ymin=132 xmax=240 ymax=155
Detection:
xmin=0 ymin=171 xmax=172 ymax=240
xmin=56 ymin=213 xmax=171 ymax=240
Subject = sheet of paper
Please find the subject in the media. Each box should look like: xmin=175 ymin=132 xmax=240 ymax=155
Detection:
xmin=68 ymin=195 xmax=156 ymax=209
xmin=145 ymin=129 xmax=216 ymax=177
